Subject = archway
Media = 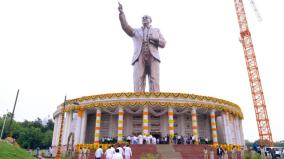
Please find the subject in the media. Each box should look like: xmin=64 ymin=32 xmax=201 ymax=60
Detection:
xmin=66 ymin=132 xmax=75 ymax=158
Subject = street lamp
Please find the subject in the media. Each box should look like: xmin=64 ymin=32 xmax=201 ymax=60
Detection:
xmin=1 ymin=110 xmax=9 ymax=140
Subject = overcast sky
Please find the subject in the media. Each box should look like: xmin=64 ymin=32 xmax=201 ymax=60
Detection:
xmin=0 ymin=0 xmax=283 ymax=142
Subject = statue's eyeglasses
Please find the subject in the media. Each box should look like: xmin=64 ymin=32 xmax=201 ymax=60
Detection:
xmin=142 ymin=16 xmax=151 ymax=20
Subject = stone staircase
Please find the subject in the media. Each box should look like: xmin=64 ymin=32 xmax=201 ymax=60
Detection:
xmin=156 ymin=145 xmax=182 ymax=159
xmin=131 ymin=144 xmax=159 ymax=159
xmin=75 ymin=144 xmax=158 ymax=159
xmin=174 ymin=144 xmax=210 ymax=159
xmin=74 ymin=144 xmax=241 ymax=159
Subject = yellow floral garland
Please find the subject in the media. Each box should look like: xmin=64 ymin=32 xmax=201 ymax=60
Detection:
xmin=75 ymin=143 xmax=128 ymax=152
xmin=57 ymin=92 xmax=243 ymax=118
xmin=63 ymin=100 xmax=243 ymax=119
xmin=65 ymin=92 xmax=240 ymax=108
xmin=210 ymin=144 xmax=241 ymax=151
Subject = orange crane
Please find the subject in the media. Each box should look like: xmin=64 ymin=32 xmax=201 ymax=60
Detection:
xmin=233 ymin=0 xmax=273 ymax=146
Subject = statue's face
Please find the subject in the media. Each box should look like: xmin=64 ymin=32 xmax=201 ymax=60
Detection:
xmin=142 ymin=15 xmax=151 ymax=27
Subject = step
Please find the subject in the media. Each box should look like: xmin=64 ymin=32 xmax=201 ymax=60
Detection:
xmin=156 ymin=145 xmax=182 ymax=159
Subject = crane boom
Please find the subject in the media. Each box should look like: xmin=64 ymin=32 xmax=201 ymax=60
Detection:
xmin=233 ymin=0 xmax=273 ymax=146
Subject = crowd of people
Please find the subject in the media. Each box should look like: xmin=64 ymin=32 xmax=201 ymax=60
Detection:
xmin=78 ymin=144 xmax=242 ymax=159
xmin=79 ymin=144 xmax=132 ymax=159
xmin=208 ymin=145 xmax=239 ymax=159
xmin=252 ymin=145 xmax=284 ymax=159
xmin=100 ymin=134 xmax=210 ymax=145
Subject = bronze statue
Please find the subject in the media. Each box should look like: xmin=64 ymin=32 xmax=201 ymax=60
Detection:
xmin=118 ymin=3 xmax=166 ymax=92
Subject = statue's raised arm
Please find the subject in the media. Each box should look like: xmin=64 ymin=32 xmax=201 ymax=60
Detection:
xmin=118 ymin=2 xmax=135 ymax=37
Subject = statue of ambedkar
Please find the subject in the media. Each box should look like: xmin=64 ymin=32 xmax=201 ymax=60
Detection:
xmin=118 ymin=3 xmax=166 ymax=92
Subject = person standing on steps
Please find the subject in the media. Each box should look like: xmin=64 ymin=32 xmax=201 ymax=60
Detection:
xmin=216 ymin=146 xmax=224 ymax=159
xmin=105 ymin=146 xmax=114 ymax=159
xmin=95 ymin=145 xmax=104 ymax=159
xmin=203 ymin=147 xmax=209 ymax=159
xmin=112 ymin=149 xmax=123 ymax=159
xmin=124 ymin=144 xmax=132 ymax=159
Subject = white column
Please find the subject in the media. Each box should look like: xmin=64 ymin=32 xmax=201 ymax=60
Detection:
xmin=234 ymin=116 xmax=240 ymax=145
xmin=223 ymin=113 xmax=227 ymax=144
xmin=168 ymin=107 xmax=174 ymax=137
xmin=117 ymin=107 xmax=124 ymax=142
xmin=94 ymin=108 xmax=101 ymax=143
xmin=74 ymin=111 xmax=83 ymax=144
xmin=62 ymin=113 xmax=68 ymax=145
xmin=210 ymin=110 xmax=218 ymax=145
xmin=225 ymin=112 xmax=232 ymax=144
xmin=230 ymin=114 xmax=237 ymax=144
xmin=52 ymin=116 xmax=59 ymax=146
xmin=66 ymin=113 xmax=71 ymax=145
xmin=221 ymin=113 xmax=228 ymax=144
xmin=80 ymin=111 xmax=87 ymax=144
xmin=239 ymin=118 xmax=245 ymax=145
xmin=63 ymin=112 xmax=72 ymax=145
xmin=55 ymin=115 xmax=62 ymax=146
xmin=191 ymin=108 xmax=199 ymax=144
xmin=143 ymin=106 xmax=149 ymax=135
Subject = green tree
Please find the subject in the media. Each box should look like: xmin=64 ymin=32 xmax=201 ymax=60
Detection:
xmin=274 ymin=141 xmax=284 ymax=147
xmin=0 ymin=114 xmax=54 ymax=149
xmin=17 ymin=127 xmax=44 ymax=149
xmin=42 ymin=130 xmax=53 ymax=149
xmin=32 ymin=118 xmax=43 ymax=130
xmin=43 ymin=119 xmax=54 ymax=132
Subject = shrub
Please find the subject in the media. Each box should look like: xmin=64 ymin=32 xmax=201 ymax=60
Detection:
xmin=140 ymin=153 xmax=160 ymax=159
xmin=244 ymin=153 xmax=262 ymax=159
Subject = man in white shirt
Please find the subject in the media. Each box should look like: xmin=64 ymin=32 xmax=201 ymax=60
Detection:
xmin=112 ymin=149 xmax=123 ymax=159
xmin=152 ymin=137 xmax=156 ymax=144
xmin=105 ymin=146 xmax=115 ymax=159
xmin=138 ymin=134 xmax=143 ymax=144
xmin=111 ymin=145 xmax=115 ymax=154
xmin=164 ymin=136 xmax=168 ymax=144
xmin=205 ymin=137 xmax=209 ymax=144
xmin=143 ymin=135 xmax=147 ymax=144
xmin=95 ymin=145 xmax=104 ymax=159
xmin=124 ymin=144 xmax=132 ymax=159
xmin=127 ymin=136 xmax=131 ymax=143
xmin=192 ymin=135 xmax=196 ymax=144
xmin=146 ymin=135 xmax=151 ymax=144
xmin=117 ymin=145 xmax=124 ymax=156
xmin=177 ymin=135 xmax=181 ymax=144
xmin=132 ymin=135 xmax=137 ymax=144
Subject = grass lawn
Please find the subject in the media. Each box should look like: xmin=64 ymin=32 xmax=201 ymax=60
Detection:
xmin=0 ymin=141 xmax=36 ymax=159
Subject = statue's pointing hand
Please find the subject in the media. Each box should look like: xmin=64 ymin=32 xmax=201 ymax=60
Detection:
xmin=118 ymin=2 xmax=123 ymax=13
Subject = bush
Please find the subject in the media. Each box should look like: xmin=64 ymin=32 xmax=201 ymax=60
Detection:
xmin=244 ymin=153 xmax=262 ymax=159
xmin=140 ymin=153 xmax=160 ymax=159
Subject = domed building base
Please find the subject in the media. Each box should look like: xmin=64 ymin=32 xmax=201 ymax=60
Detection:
xmin=51 ymin=92 xmax=245 ymax=154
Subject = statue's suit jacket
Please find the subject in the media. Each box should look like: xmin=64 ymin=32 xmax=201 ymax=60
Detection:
xmin=119 ymin=12 xmax=166 ymax=65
